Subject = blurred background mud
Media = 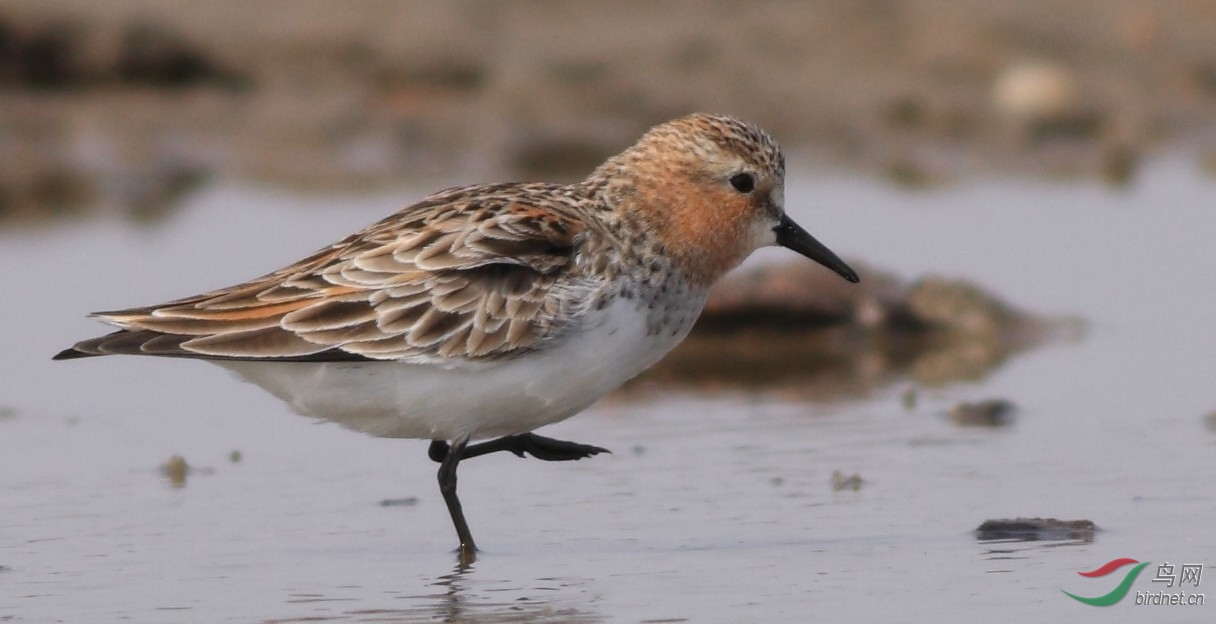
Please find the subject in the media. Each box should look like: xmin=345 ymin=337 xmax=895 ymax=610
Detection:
xmin=3 ymin=0 xmax=1216 ymax=223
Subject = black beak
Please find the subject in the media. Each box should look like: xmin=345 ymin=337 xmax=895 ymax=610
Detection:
xmin=774 ymin=215 xmax=859 ymax=283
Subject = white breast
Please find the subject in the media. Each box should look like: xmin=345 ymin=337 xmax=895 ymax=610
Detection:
xmin=215 ymin=295 xmax=703 ymax=441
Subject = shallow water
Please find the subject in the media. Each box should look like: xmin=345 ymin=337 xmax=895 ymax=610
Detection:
xmin=2 ymin=156 xmax=1214 ymax=623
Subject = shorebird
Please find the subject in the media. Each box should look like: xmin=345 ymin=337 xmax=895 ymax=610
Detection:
xmin=55 ymin=113 xmax=859 ymax=560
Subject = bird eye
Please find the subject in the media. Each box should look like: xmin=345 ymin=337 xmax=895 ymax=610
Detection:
xmin=729 ymin=172 xmax=755 ymax=194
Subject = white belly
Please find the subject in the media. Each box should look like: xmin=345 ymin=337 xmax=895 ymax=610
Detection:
xmin=215 ymin=297 xmax=701 ymax=441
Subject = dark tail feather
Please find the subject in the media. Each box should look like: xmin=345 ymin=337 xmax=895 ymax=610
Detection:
xmin=52 ymin=329 xmax=372 ymax=362
xmin=53 ymin=330 xmax=139 ymax=360
xmin=53 ymin=329 xmax=196 ymax=360
xmin=53 ymin=346 xmax=100 ymax=360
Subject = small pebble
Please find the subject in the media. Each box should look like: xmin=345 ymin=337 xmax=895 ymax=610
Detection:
xmin=949 ymin=399 xmax=1016 ymax=427
xmin=831 ymin=470 xmax=863 ymax=491
xmin=160 ymin=455 xmax=189 ymax=487
xmin=379 ymin=497 xmax=419 ymax=507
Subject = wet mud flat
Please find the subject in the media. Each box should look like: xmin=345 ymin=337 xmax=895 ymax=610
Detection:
xmin=4 ymin=0 xmax=1216 ymax=225
xmin=2 ymin=155 xmax=1216 ymax=621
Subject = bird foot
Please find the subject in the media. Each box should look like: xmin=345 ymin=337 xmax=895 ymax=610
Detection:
xmin=429 ymin=433 xmax=610 ymax=463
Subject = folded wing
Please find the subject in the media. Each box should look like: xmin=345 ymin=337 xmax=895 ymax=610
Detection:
xmin=56 ymin=184 xmax=597 ymax=363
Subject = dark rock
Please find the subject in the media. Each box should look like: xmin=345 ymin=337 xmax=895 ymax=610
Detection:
xmin=949 ymin=399 xmax=1016 ymax=427
xmin=976 ymin=517 xmax=1096 ymax=542
xmin=638 ymin=262 xmax=1051 ymax=397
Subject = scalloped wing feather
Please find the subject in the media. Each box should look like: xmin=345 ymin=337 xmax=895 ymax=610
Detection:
xmin=69 ymin=184 xmax=601 ymax=363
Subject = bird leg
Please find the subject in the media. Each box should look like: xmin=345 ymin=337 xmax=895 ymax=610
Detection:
xmin=428 ymin=433 xmax=609 ymax=558
xmin=436 ymin=438 xmax=477 ymax=560
xmin=428 ymin=433 xmax=610 ymax=463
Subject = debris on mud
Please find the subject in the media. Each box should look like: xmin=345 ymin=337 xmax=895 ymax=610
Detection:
xmin=379 ymin=497 xmax=419 ymax=507
xmin=159 ymin=454 xmax=189 ymax=488
xmin=639 ymin=262 xmax=1057 ymax=398
xmin=976 ymin=517 xmax=1096 ymax=542
xmin=949 ymin=399 xmax=1016 ymax=427
xmin=158 ymin=453 xmax=217 ymax=487
xmin=831 ymin=470 xmax=864 ymax=491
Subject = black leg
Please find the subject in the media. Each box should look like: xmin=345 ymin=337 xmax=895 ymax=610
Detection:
xmin=436 ymin=438 xmax=476 ymax=561
xmin=429 ymin=433 xmax=610 ymax=463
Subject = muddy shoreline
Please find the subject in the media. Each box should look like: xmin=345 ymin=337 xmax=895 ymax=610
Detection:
xmin=3 ymin=1 xmax=1216 ymax=222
